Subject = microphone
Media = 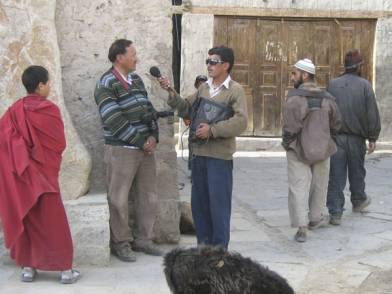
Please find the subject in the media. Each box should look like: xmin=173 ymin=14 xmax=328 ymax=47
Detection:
xmin=149 ymin=66 xmax=162 ymax=78
xmin=149 ymin=66 xmax=176 ymax=94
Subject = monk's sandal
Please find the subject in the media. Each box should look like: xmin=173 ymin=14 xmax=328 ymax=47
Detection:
xmin=60 ymin=269 xmax=80 ymax=284
xmin=21 ymin=267 xmax=37 ymax=282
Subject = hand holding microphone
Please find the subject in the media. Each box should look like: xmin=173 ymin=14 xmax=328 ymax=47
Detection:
xmin=149 ymin=66 xmax=176 ymax=95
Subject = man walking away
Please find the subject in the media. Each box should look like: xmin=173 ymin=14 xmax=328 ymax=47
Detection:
xmin=282 ymin=58 xmax=341 ymax=242
xmin=326 ymin=50 xmax=381 ymax=225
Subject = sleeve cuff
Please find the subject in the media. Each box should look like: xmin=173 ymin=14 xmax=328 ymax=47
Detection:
xmin=210 ymin=125 xmax=218 ymax=138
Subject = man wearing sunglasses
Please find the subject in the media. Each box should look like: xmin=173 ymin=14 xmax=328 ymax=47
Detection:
xmin=159 ymin=46 xmax=248 ymax=249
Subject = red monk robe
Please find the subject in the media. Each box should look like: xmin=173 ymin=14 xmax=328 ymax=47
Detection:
xmin=0 ymin=93 xmax=73 ymax=270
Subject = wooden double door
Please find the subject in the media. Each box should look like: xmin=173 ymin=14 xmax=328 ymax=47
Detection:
xmin=214 ymin=17 xmax=376 ymax=136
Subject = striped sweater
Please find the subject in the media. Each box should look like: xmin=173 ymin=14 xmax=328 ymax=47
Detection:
xmin=94 ymin=68 xmax=158 ymax=148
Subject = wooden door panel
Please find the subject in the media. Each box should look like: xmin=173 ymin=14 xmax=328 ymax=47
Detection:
xmin=254 ymin=20 xmax=282 ymax=136
xmin=214 ymin=16 xmax=228 ymax=46
xmin=282 ymin=21 xmax=312 ymax=110
xmin=338 ymin=21 xmax=359 ymax=76
xmin=359 ymin=21 xmax=375 ymax=82
xmin=313 ymin=22 xmax=333 ymax=89
xmin=284 ymin=21 xmax=312 ymax=89
xmin=227 ymin=18 xmax=256 ymax=135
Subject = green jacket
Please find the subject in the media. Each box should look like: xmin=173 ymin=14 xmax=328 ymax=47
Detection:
xmin=168 ymin=80 xmax=248 ymax=160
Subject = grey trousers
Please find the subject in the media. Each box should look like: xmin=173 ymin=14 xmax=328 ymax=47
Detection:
xmin=287 ymin=150 xmax=330 ymax=228
xmin=104 ymin=145 xmax=158 ymax=245
xmin=327 ymin=134 xmax=367 ymax=216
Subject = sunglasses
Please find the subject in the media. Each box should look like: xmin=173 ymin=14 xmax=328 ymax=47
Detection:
xmin=205 ymin=59 xmax=225 ymax=66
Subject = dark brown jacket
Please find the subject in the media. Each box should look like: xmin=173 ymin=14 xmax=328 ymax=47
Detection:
xmin=282 ymin=82 xmax=342 ymax=164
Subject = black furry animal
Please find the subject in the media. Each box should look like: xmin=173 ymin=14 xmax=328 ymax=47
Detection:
xmin=164 ymin=246 xmax=295 ymax=294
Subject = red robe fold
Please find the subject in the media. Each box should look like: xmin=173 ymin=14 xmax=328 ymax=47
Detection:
xmin=0 ymin=94 xmax=73 ymax=270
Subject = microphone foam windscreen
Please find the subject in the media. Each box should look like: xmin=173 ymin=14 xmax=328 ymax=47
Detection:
xmin=149 ymin=66 xmax=161 ymax=78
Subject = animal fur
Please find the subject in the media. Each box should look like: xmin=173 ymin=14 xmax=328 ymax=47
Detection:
xmin=164 ymin=246 xmax=295 ymax=294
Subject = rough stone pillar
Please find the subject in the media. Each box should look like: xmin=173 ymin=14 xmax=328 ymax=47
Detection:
xmin=375 ymin=18 xmax=392 ymax=142
xmin=55 ymin=0 xmax=180 ymax=243
xmin=0 ymin=1 xmax=91 ymax=200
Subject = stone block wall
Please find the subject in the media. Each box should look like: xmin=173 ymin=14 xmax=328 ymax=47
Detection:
xmin=65 ymin=195 xmax=110 ymax=266
xmin=0 ymin=1 xmax=91 ymax=200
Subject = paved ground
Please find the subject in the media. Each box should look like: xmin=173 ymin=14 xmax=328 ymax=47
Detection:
xmin=1 ymin=151 xmax=392 ymax=293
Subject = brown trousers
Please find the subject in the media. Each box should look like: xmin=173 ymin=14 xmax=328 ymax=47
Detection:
xmin=104 ymin=145 xmax=158 ymax=245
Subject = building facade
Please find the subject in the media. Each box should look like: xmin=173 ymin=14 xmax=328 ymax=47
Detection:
xmin=179 ymin=0 xmax=392 ymax=145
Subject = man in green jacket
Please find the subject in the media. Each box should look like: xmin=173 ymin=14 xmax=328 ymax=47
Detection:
xmin=159 ymin=46 xmax=248 ymax=249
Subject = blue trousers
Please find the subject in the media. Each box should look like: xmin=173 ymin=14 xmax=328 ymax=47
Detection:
xmin=191 ymin=156 xmax=233 ymax=249
xmin=327 ymin=134 xmax=367 ymax=216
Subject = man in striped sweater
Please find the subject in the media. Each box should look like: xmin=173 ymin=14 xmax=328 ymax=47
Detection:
xmin=94 ymin=39 xmax=162 ymax=262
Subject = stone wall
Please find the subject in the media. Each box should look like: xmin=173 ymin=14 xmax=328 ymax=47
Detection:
xmin=375 ymin=18 xmax=392 ymax=141
xmin=180 ymin=14 xmax=214 ymax=98
xmin=0 ymin=0 xmax=91 ymax=200
xmin=55 ymin=0 xmax=180 ymax=242
xmin=65 ymin=195 xmax=110 ymax=266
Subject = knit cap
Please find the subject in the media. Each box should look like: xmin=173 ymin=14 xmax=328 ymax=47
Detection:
xmin=294 ymin=58 xmax=316 ymax=75
xmin=344 ymin=50 xmax=364 ymax=69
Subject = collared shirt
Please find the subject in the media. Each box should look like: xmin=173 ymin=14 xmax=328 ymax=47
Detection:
xmin=118 ymin=71 xmax=133 ymax=86
xmin=113 ymin=66 xmax=133 ymax=86
xmin=207 ymin=75 xmax=231 ymax=97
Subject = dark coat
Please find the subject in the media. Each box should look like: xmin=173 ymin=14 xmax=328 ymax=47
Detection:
xmin=327 ymin=73 xmax=381 ymax=142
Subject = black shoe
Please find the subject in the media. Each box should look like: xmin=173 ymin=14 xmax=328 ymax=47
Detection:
xmin=132 ymin=241 xmax=164 ymax=256
xmin=353 ymin=197 xmax=371 ymax=213
xmin=111 ymin=241 xmax=137 ymax=262
xmin=329 ymin=215 xmax=342 ymax=226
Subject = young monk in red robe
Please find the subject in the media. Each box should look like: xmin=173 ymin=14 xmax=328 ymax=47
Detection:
xmin=0 ymin=65 xmax=80 ymax=284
